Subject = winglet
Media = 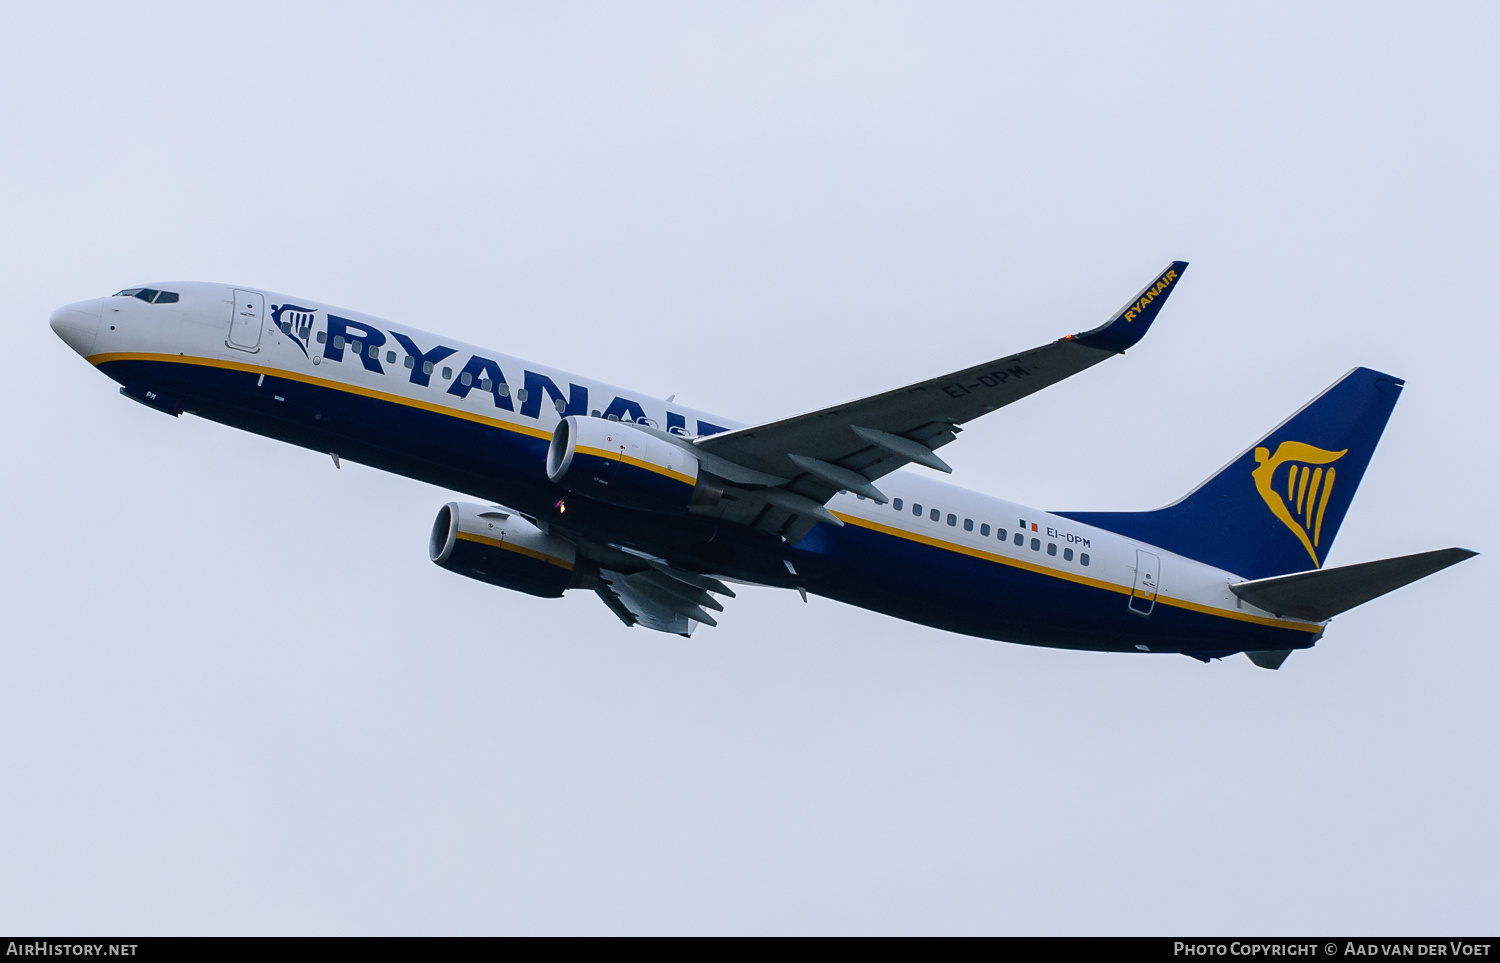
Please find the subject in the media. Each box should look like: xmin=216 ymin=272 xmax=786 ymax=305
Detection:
xmin=1069 ymin=260 xmax=1188 ymax=353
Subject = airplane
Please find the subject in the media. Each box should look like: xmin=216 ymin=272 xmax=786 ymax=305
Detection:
xmin=48 ymin=262 xmax=1475 ymax=669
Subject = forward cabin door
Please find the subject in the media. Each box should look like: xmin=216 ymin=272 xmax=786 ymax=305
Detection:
xmin=227 ymin=290 xmax=265 ymax=352
xmin=1129 ymin=549 xmax=1160 ymax=616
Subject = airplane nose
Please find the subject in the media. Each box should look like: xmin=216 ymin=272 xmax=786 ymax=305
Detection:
xmin=50 ymin=298 xmax=103 ymax=358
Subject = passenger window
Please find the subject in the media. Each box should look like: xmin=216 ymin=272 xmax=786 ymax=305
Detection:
xmin=404 ymin=356 xmax=415 ymax=369
xmin=947 ymin=514 xmax=957 ymax=526
xmin=1064 ymin=548 xmax=1074 ymax=561
xmin=461 ymin=372 xmax=473 ymax=386
xmin=350 ymin=341 xmax=362 ymax=354
xmin=386 ymin=350 xmax=396 ymax=364
xmin=913 ymin=503 xmax=922 ymax=516
xmin=516 ymin=388 xmax=529 ymax=402
xmin=333 ymin=335 xmax=345 ymax=348
xmin=153 ymin=291 xmax=178 ymax=304
xmin=316 ymin=331 xmax=327 ymax=344
xmin=422 ymin=361 xmax=433 ymax=375
xmin=855 ymin=494 xmax=865 ymax=501
xmin=997 ymin=529 xmax=1007 ymax=541
xmin=1047 ymin=543 xmax=1057 ymax=556
xmin=893 ymin=498 xmax=903 ymax=511
xmin=368 ymin=345 xmax=378 ymax=359
xmin=607 ymin=413 xmax=619 ymax=421
xmin=930 ymin=509 xmax=940 ymax=522
xmin=280 ymin=321 xmax=292 ymax=334
xmin=980 ymin=523 xmax=990 ymax=536
xmin=963 ymin=518 xmax=973 ymax=532
xmin=479 ymin=378 xmax=491 ymax=390
xmin=498 ymin=383 xmax=510 ymax=397
xmin=1030 ymin=538 xmax=1040 ymax=551
xmin=1080 ymin=553 xmax=1090 ymax=566
xmin=1013 ymin=532 xmax=1023 ymax=546
xmin=554 ymin=398 xmax=567 ymax=414
xmin=441 ymin=367 xmax=452 ymax=380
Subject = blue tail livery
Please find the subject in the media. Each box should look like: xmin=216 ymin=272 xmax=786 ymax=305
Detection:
xmin=1057 ymin=367 xmax=1404 ymax=580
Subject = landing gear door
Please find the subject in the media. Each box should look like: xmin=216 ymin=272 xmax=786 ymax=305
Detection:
xmin=1129 ymin=549 xmax=1160 ymax=616
xmin=227 ymin=290 xmax=265 ymax=352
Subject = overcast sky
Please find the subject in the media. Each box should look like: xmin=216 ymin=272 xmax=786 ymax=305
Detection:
xmin=2 ymin=2 xmax=1496 ymax=935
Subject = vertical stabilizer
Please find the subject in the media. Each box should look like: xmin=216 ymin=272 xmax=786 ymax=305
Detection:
xmin=1058 ymin=368 xmax=1404 ymax=580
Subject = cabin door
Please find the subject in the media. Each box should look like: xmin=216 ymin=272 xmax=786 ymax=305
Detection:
xmin=1129 ymin=550 xmax=1160 ymax=616
xmin=227 ymin=290 xmax=265 ymax=352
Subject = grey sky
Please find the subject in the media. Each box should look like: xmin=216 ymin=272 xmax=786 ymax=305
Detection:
xmin=1 ymin=2 xmax=1495 ymax=934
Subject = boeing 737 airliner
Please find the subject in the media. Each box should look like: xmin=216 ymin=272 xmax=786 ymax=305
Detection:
xmin=49 ymin=263 xmax=1474 ymax=668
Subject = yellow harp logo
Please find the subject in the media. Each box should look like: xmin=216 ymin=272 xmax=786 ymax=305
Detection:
xmin=1251 ymin=441 xmax=1348 ymax=567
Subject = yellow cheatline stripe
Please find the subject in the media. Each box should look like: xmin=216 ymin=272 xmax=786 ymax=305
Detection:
xmin=832 ymin=513 xmax=1322 ymax=633
xmin=574 ymin=443 xmax=697 ymax=486
xmin=89 ymin=351 xmax=555 ymax=441
xmin=456 ymin=531 xmax=574 ymax=570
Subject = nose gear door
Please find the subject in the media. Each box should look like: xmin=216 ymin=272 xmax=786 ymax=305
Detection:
xmin=227 ymin=290 xmax=265 ymax=352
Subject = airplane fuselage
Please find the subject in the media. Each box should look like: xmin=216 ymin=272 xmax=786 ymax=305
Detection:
xmin=49 ymin=282 xmax=1325 ymax=658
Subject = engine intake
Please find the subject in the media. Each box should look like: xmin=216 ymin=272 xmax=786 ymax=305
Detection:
xmin=429 ymin=501 xmax=584 ymax=598
xmin=547 ymin=416 xmax=713 ymax=512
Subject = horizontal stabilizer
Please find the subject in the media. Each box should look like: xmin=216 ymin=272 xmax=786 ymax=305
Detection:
xmin=1230 ymin=547 xmax=1477 ymax=622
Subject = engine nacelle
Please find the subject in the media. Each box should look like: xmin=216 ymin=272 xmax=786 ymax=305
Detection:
xmin=429 ymin=502 xmax=581 ymax=598
xmin=546 ymin=416 xmax=710 ymax=512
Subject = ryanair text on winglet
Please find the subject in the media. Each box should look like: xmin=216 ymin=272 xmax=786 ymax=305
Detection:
xmin=1123 ymin=269 xmax=1178 ymax=322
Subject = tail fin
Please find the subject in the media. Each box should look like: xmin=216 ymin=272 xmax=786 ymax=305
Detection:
xmin=1058 ymin=367 xmax=1405 ymax=579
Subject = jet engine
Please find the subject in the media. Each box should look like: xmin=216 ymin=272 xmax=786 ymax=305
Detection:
xmin=546 ymin=416 xmax=718 ymax=512
xmin=429 ymin=501 xmax=587 ymax=598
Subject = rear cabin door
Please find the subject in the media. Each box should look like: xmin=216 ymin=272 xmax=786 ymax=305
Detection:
xmin=1129 ymin=549 xmax=1161 ymax=616
xmin=227 ymin=290 xmax=265 ymax=351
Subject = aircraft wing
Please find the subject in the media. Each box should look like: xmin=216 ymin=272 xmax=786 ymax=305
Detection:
xmin=594 ymin=564 xmax=738 ymax=637
xmin=549 ymin=525 xmax=742 ymax=637
xmin=691 ymin=261 xmax=1188 ymax=540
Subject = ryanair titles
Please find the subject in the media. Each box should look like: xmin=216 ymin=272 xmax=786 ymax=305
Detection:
xmin=1123 ymin=268 xmax=1178 ymax=322
xmin=279 ymin=311 xmax=727 ymax=437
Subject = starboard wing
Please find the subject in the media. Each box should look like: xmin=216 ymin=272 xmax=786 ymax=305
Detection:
xmin=690 ymin=261 xmax=1189 ymax=540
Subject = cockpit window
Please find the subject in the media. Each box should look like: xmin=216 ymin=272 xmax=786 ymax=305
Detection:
xmin=113 ymin=288 xmax=178 ymax=303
